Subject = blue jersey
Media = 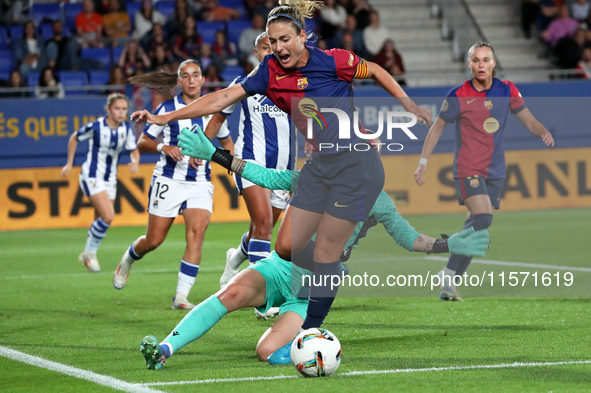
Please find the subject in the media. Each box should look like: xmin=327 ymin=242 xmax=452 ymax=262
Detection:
xmin=144 ymin=93 xmax=231 ymax=182
xmin=241 ymin=47 xmax=370 ymax=154
xmin=77 ymin=116 xmax=137 ymax=183
xmin=222 ymin=75 xmax=296 ymax=170
xmin=439 ymin=78 xmax=526 ymax=179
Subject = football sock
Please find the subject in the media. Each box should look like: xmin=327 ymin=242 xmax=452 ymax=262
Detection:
xmin=248 ymin=238 xmax=271 ymax=265
xmin=161 ymin=295 xmax=228 ymax=355
xmin=176 ymin=260 xmax=199 ymax=296
xmin=229 ymin=232 xmax=249 ymax=269
xmin=126 ymin=241 xmax=143 ymax=263
xmin=301 ymin=261 xmax=341 ymax=329
xmin=84 ymin=217 xmax=110 ymax=253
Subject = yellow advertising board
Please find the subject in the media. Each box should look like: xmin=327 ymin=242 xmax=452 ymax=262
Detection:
xmin=1 ymin=147 xmax=590 ymax=231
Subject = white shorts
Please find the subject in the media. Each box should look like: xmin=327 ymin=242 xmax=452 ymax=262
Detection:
xmin=79 ymin=175 xmax=117 ymax=200
xmin=148 ymin=175 xmax=214 ymax=218
xmin=233 ymin=173 xmax=290 ymax=210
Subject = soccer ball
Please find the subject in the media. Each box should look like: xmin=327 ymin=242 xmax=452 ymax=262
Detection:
xmin=290 ymin=328 xmax=342 ymax=377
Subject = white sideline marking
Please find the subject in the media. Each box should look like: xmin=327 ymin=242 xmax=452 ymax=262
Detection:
xmin=142 ymin=360 xmax=591 ymax=386
xmin=0 ymin=346 xmax=163 ymax=393
xmin=425 ymin=256 xmax=591 ymax=273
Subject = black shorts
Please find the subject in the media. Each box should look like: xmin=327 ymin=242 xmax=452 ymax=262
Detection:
xmin=290 ymin=149 xmax=385 ymax=222
xmin=455 ymin=175 xmax=504 ymax=210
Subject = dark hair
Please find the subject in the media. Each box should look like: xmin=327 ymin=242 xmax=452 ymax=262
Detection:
xmin=128 ymin=60 xmax=201 ymax=99
xmin=38 ymin=66 xmax=59 ymax=87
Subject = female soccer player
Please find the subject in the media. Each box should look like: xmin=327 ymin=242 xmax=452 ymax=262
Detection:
xmin=138 ymin=126 xmax=489 ymax=370
xmin=414 ymin=42 xmax=555 ymax=301
xmin=112 ymin=60 xmax=233 ymax=310
xmin=131 ymin=0 xmax=431 ymax=327
xmin=204 ymin=32 xmax=295 ymax=291
xmin=61 ymin=93 xmax=139 ymax=273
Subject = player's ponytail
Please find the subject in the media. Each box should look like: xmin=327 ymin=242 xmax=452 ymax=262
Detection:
xmin=128 ymin=70 xmax=179 ymax=99
xmin=268 ymin=0 xmax=325 ymax=42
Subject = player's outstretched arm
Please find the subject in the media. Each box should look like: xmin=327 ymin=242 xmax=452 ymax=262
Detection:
xmin=178 ymin=126 xmax=297 ymax=191
xmin=514 ymin=108 xmax=555 ymax=147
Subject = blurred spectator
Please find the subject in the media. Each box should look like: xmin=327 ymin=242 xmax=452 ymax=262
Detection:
xmin=166 ymin=0 xmax=189 ymax=38
xmin=238 ymin=13 xmax=265 ymax=61
xmin=542 ymin=4 xmax=578 ymax=47
xmin=1 ymin=0 xmax=30 ymax=25
xmin=362 ymin=10 xmax=392 ymax=58
xmin=334 ymin=14 xmax=367 ymax=57
xmin=252 ymin=0 xmax=275 ymax=20
xmin=150 ymin=43 xmax=173 ymax=72
xmin=571 ymin=0 xmax=591 ymax=23
xmin=576 ymin=47 xmax=591 ymax=78
xmin=316 ymin=38 xmax=328 ymax=50
xmin=198 ymin=0 xmax=239 ymax=22
xmin=340 ymin=31 xmax=354 ymax=52
xmin=45 ymin=20 xmax=79 ymax=71
xmin=320 ymin=0 xmax=347 ymax=40
xmin=133 ymin=0 xmax=167 ymax=41
xmin=213 ymin=30 xmax=238 ymax=67
xmin=14 ymin=20 xmax=46 ymax=76
xmin=554 ymin=28 xmax=589 ymax=68
xmin=202 ymin=63 xmax=223 ymax=94
xmin=102 ymin=65 xmax=126 ymax=93
xmin=538 ymin=0 xmax=564 ymax=32
xmin=143 ymin=23 xmax=169 ymax=57
xmin=35 ymin=66 xmax=65 ymax=98
xmin=0 ymin=69 xmax=27 ymax=98
xmin=351 ymin=0 xmax=372 ymax=30
xmin=102 ymin=0 xmax=132 ymax=47
xmin=374 ymin=39 xmax=406 ymax=84
xmin=197 ymin=42 xmax=223 ymax=73
xmin=521 ymin=0 xmax=540 ymax=39
xmin=172 ymin=15 xmax=202 ymax=61
xmin=76 ymin=0 xmax=105 ymax=49
xmin=118 ymin=39 xmax=151 ymax=77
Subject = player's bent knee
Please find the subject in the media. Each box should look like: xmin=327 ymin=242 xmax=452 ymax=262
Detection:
xmin=255 ymin=341 xmax=275 ymax=362
xmin=217 ymin=283 xmax=247 ymax=310
xmin=471 ymin=213 xmax=493 ymax=231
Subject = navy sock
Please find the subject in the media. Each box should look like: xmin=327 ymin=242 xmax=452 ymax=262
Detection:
xmin=302 ymin=261 xmax=341 ymax=329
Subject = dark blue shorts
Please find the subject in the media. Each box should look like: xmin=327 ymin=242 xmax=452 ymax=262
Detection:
xmin=454 ymin=176 xmax=504 ymax=210
xmin=290 ymin=149 xmax=385 ymax=222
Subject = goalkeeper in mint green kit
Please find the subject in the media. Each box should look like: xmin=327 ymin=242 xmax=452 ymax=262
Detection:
xmin=139 ymin=126 xmax=490 ymax=370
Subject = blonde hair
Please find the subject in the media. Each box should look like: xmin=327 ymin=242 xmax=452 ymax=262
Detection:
xmin=268 ymin=0 xmax=325 ymax=40
xmin=106 ymin=92 xmax=129 ymax=108
xmin=128 ymin=61 xmax=201 ymax=100
xmin=467 ymin=41 xmax=497 ymax=77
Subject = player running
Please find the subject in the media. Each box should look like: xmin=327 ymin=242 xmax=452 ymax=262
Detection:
xmin=61 ymin=93 xmax=139 ymax=273
xmin=131 ymin=0 xmax=432 ymax=330
xmin=137 ymin=125 xmax=489 ymax=370
xmin=112 ymin=59 xmax=233 ymax=310
xmin=414 ymin=42 xmax=555 ymax=301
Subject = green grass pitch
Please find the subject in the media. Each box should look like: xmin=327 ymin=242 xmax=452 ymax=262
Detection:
xmin=0 ymin=208 xmax=589 ymax=392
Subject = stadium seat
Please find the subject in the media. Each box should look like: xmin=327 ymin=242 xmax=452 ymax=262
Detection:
xmin=221 ymin=66 xmax=242 ymax=83
xmin=112 ymin=46 xmax=124 ymax=64
xmin=126 ymin=1 xmax=141 ymax=27
xmin=27 ymin=72 xmax=40 ymax=89
xmin=0 ymin=71 xmax=9 ymax=82
xmin=64 ymin=3 xmax=84 ymax=30
xmin=81 ymin=48 xmax=112 ymax=69
xmin=0 ymin=27 xmax=8 ymax=49
xmin=9 ymin=25 xmax=24 ymax=43
xmin=155 ymin=1 xmax=175 ymax=19
xmin=39 ymin=23 xmax=54 ymax=42
xmin=0 ymin=51 xmax=14 ymax=73
xmin=226 ymin=20 xmax=252 ymax=46
xmin=218 ymin=0 xmax=243 ymax=8
xmin=198 ymin=21 xmax=225 ymax=44
xmin=89 ymin=70 xmax=110 ymax=86
xmin=31 ymin=3 xmax=64 ymax=25
xmin=58 ymin=71 xmax=89 ymax=95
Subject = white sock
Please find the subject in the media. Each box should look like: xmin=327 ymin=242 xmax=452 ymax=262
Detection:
xmin=176 ymin=260 xmax=199 ymax=296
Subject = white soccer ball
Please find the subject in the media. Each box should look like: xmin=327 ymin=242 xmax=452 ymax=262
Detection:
xmin=290 ymin=328 xmax=342 ymax=377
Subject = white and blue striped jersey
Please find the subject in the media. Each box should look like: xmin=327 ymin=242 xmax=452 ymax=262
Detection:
xmin=222 ymin=76 xmax=296 ymax=170
xmin=77 ymin=116 xmax=137 ymax=183
xmin=144 ymin=93 xmax=231 ymax=183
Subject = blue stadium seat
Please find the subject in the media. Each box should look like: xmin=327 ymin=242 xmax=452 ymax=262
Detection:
xmin=112 ymin=46 xmax=124 ymax=64
xmin=64 ymin=3 xmax=83 ymax=31
xmin=9 ymin=25 xmax=24 ymax=43
xmin=81 ymin=48 xmax=112 ymax=69
xmin=0 ymin=71 xmax=9 ymax=82
xmin=32 ymin=3 xmax=63 ymax=25
xmin=39 ymin=23 xmax=54 ymax=42
xmin=198 ymin=21 xmax=225 ymax=44
xmin=155 ymin=1 xmax=175 ymax=19
xmin=89 ymin=70 xmax=110 ymax=86
xmin=27 ymin=72 xmax=40 ymax=88
xmin=0 ymin=50 xmax=14 ymax=73
xmin=226 ymin=20 xmax=252 ymax=46
xmin=126 ymin=1 xmax=141 ymax=27
xmin=58 ymin=71 xmax=89 ymax=95
xmin=218 ymin=0 xmax=247 ymax=19
xmin=0 ymin=27 xmax=8 ymax=49
xmin=221 ymin=65 xmax=243 ymax=82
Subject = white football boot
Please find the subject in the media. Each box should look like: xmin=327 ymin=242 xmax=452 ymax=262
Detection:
xmin=79 ymin=252 xmax=100 ymax=273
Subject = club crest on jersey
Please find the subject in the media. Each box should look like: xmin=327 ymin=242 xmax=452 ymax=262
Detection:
xmin=484 ymin=100 xmax=493 ymax=110
xmin=469 ymin=177 xmax=479 ymax=188
xmin=297 ymin=78 xmax=308 ymax=90
xmin=153 ymin=200 xmax=159 ymax=209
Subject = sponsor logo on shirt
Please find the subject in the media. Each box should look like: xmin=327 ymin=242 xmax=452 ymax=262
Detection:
xmin=483 ymin=117 xmax=499 ymax=133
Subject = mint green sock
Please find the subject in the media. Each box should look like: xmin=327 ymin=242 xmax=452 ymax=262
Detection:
xmin=162 ymin=295 xmax=228 ymax=355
